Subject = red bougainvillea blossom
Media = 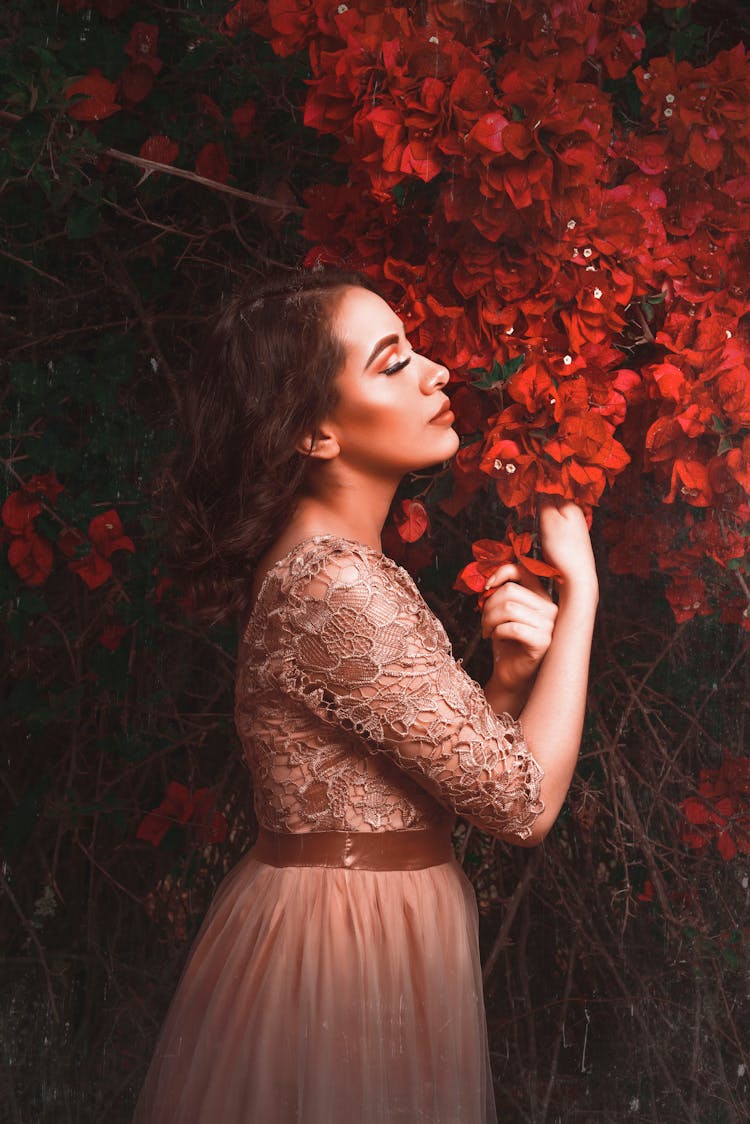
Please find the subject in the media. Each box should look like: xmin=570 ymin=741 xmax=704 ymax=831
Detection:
xmin=137 ymin=782 xmax=228 ymax=848
xmin=218 ymin=3 xmax=750 ymax=626
xmin=681 ymin=756 xmax=750 ymax=861
xmin=7 ymin=532 xmax=54 ymax=588
xmin=2 ymin=472 xmax=64 ymax=587
xmin=195 ymin=142 xmax=231 ymax=184
xmin=138 ymin=135 xmax=179 ymax=165
xmin=99 ymin=623 xmax=129 ymax=651
xmin=232 ymin=100 xmax=257 ymax=138
xmin=393 ymin=499 xmax=430 ymax=542
xmin=124 ymin=23 xmax=163 ymax=75
xmin=65 ymin=70 xmax=121 ymax=121
xmin=60 ymin=509 xmax=135 ymax=591
xmin=455 ymin=531 xmax=561 ymax=606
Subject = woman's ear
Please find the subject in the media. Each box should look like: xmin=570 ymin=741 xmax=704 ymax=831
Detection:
xmin=295 ymin=423 xmax=340 ymax=461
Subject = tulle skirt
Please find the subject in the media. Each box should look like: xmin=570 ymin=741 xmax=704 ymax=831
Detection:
xmin=133 ymin=835 xmax=497 ymax=1124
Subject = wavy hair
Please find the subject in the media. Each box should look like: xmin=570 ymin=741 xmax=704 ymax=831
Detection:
xmin=163 ymin=268 xmax=380 ymax=624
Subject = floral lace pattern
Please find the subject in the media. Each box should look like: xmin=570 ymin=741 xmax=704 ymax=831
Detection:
xmin=235 ymin=537 xmax=544 ymax=838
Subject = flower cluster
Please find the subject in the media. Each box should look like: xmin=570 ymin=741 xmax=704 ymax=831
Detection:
xmin=136 ymin=781 xmax=228 ymax=848
xmin=1 ymin=473 xmax=134 ymax=592
xmin=63 ymin=12 xmax=255 ymax=184
xmin=226 ymin=0 xmax=749 ymax=626
xmin=1 ymin=471 xmax=62 ymax=587
xmin=681 ymin=755 xmax=750 ymax=861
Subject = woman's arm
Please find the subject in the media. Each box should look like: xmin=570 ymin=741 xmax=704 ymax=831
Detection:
xmin=482 ymin=499 xmax=598 ymax=844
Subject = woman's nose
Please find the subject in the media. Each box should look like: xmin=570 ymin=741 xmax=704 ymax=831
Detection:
xmin=422 ymin=357 xmax=449 ymax=391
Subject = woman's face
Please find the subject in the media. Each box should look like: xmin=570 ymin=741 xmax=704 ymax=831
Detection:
xmin=325 ymin=286 xmax=460 ymax=479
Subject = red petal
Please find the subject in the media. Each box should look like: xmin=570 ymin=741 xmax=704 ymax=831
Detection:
xmin=394 ymin=499 xmax=430 ymax=543
xmin=139 ymin=135 xmax=179 ymax=165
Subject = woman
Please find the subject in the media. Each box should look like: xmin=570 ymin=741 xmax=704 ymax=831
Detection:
xmin=134 ymin=269 xmax=598 ymax=1123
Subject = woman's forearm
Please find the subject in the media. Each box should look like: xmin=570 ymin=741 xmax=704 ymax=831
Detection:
xmin=514 ymin=575 xmax=598 ymax=841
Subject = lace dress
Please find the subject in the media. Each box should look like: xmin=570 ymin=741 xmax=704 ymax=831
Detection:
xmin=133 ymin=536 xmax=544 ymax=1124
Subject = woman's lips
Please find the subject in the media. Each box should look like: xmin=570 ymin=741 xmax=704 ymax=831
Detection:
xmin=430 ymin=400 xmax=455 ymax=424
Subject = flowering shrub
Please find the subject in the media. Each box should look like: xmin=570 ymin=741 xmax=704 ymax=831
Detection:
xmin=222 ymin=0 xmax=749 ymax=630
xmin=2 ymin=2 xmax=749 ymax=1118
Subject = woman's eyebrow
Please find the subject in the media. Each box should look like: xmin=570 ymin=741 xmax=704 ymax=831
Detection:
xmin=364 ymin=332 xmax=401 ymax=370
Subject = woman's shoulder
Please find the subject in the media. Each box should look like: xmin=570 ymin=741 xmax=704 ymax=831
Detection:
xmin=241 ymin=534 xmax=418 ymax=645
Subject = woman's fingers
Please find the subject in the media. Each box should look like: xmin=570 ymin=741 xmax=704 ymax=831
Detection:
xmin=484 ymin=562 xmax=546 ymax=595
xmin=490 ymin=619 xmax=554 ymax=660
xmin=481 ymin=586 xmax=557 ymax=640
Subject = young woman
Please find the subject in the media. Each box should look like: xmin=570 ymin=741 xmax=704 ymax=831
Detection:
xmin=134 ymin=269 xmax=598 ymax=1124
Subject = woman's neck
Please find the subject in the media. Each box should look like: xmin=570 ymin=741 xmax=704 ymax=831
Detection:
xmin=290 ymin=473 xmax=398 ymax=552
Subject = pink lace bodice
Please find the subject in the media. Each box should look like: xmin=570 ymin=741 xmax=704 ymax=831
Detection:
xmin=235 ymin=536 xmax=544 ymax=838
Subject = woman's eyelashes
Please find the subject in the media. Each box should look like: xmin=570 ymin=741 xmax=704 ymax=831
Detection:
xmin=382 ymin=356 xmax=411 ymax=376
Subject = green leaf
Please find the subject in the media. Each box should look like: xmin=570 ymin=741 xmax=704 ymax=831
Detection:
xmin=65 ymin=201 xmax=101 ymax=239
xmin=6 ymin=678 xmax=53 ymax=731
xmin=470 ymin=353 xmax=525 ymax=390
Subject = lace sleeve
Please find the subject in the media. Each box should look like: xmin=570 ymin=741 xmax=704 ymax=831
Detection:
xmin=271 ymin=543 xmax=545 ymax=841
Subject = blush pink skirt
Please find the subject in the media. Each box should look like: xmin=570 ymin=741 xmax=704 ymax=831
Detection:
xmin=133 ymin=827 xmax=497 ymax=1123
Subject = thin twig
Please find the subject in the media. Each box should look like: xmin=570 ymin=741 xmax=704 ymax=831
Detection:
xmin=0 ymin=110 xmax=305 ymax=212
xmin=482 ymin=848 xmax=542 ymax=985
xmin=0 ymin=868 xmax=60 ymax=1023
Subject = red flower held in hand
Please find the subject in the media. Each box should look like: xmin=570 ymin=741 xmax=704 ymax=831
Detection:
xmin=455 ymin=529 xmax=561 ymax=606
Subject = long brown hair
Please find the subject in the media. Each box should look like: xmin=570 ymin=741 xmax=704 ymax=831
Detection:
xmin=163 ymin=268 xmax=379 ymax=624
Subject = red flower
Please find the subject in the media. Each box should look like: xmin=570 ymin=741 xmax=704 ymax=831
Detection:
xmin=680 ymin=756 xmax=750 ymax=860
xmin=65 ymin=70 xmax=120 ymax=121
xmin=192 ymin=789 xmax=229 ymax=844
xmin=455 ymin=530 xmax=561 ymax=604
xmin=137 ymin=781 xmax=195 ymax=847
xmin=99 ymin=623 xmax=128 ymax=651
xmin=95 ymin=0 xmax=130 ymax=17
xmin=195 ymin=142 xmax=231 ymax=184
xmin=69 ymin=550 xmax=113 ymax=591
xmin=232 ymin=101 xmax=257 ymax=139
xmin=393 ymin=499 xmax=430 ymax=543
xmin=88 ymin=510 xmax=135 ymax=558
xmin=120 ymin=64 xmax=154 ymax=106
xmin=222 ymin=0 xmax=273 ymax=38
xmin=124 ymin=23 xmax=163 ymax=75
xmin=7 ymin=531 xmax=54 ymax=587
xmin=139 ymin=135 xmax=179 ymax=165
xmin=2 ymin=490 xmax=42 ymax=535
xmin=197 ymin=93 xmax=223 ymax=121
xmin=137 ymin=782 xmax=227 ymax=847
xmin=25 ymin=471 xmax=64 ymax=503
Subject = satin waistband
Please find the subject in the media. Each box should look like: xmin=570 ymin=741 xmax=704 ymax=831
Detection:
xmin=250 ymin=824 xmax=454 ymax=870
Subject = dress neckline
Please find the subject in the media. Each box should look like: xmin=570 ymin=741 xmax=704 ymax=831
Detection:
xmin=241 ymin=534 xmax=392 ymax=643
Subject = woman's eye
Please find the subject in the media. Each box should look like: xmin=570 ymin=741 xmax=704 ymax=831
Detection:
xmin=383 ymin=357 xmax=411 ymax=376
